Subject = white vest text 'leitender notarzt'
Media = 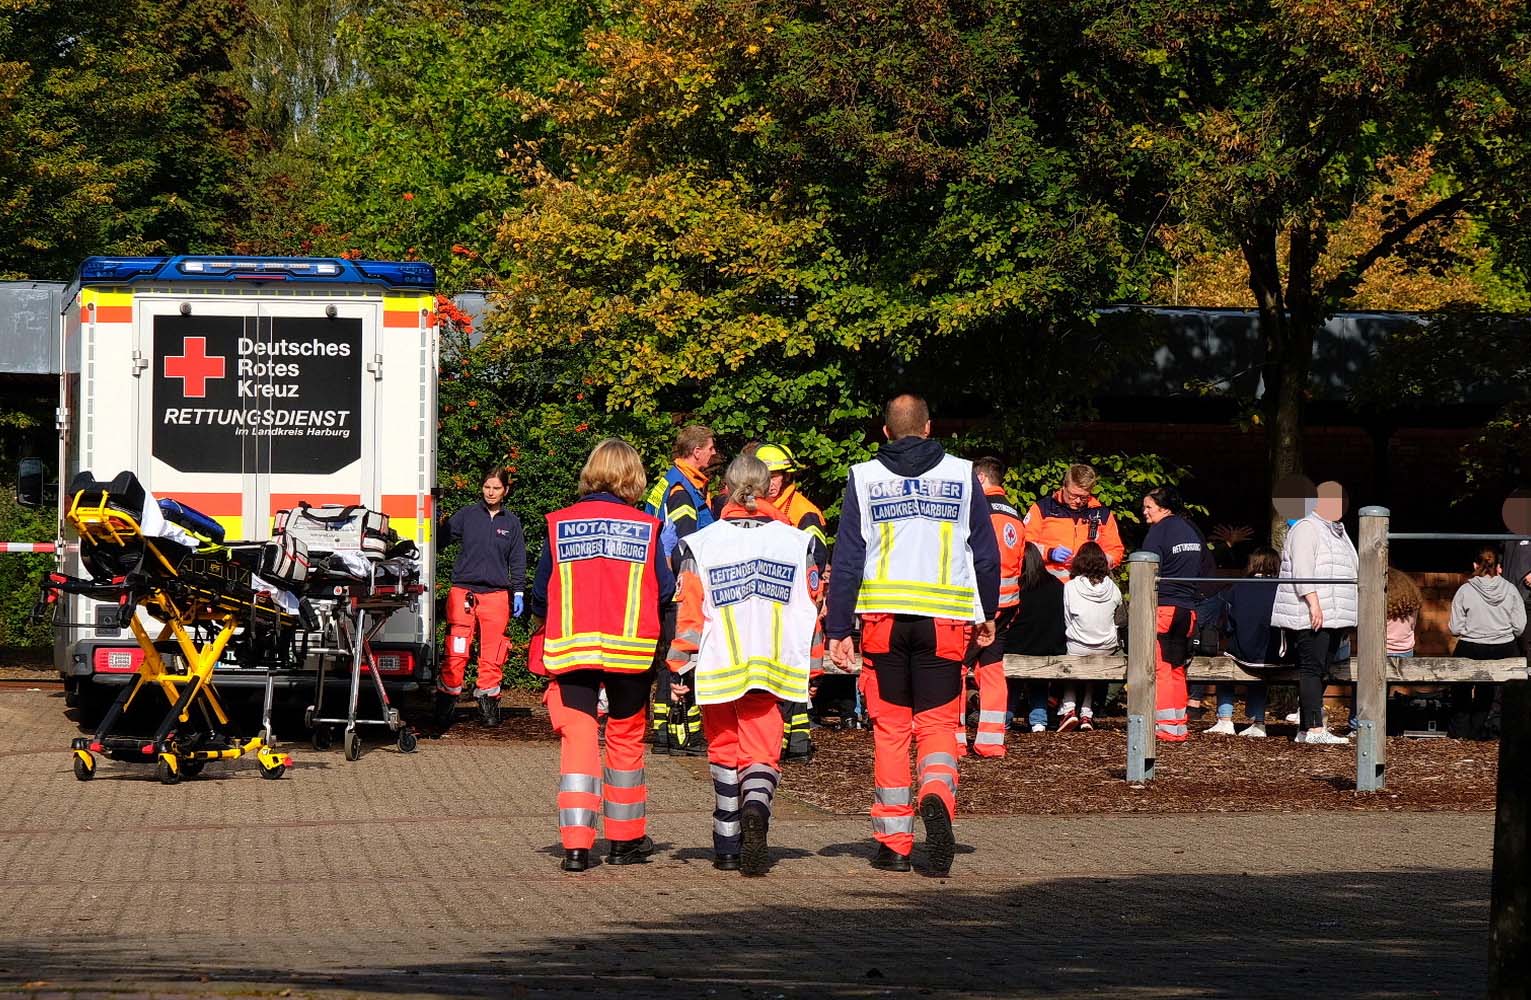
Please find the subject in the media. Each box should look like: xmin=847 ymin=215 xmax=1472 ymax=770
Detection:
xmin=682 ymin=519 xmax=818 ymax=705
xmin=852 ymin=454 xmax=982 ymax=621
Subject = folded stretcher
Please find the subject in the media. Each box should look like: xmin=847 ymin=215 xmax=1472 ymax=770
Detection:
xmin=35 ymin=472 xmax=294 ymax=783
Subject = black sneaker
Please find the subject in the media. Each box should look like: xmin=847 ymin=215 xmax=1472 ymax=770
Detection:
xmin=919 ymin=793 xmax=955 ymax=877
xmin=605 ymin=835 xmax=655 ymax=866
xmin=713 ymin=853 xmax=741 ymax=871
xmin=561 ymin=849 xmax=589 ymax=873
xmin=871 ymin=844 xmax=911 ymax=872
xmin=476 ymin=693 xmax=500 ymax=728
xmin=740 ymin=806 xmax=770 ymax=877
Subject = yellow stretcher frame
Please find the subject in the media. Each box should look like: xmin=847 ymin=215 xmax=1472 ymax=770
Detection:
xmin=62 ymin=489 xmax=293 ymax=784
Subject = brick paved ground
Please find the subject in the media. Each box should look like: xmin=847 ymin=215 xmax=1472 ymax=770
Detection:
xmin=0 ymin=688 xmax=1494 ymax=999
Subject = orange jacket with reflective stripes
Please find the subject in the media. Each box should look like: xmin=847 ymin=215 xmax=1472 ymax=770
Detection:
xmin=1022 ymin=491 xmax=1125 ymax=582
xmin=983 ymin=485 xmax=1025 ymax=609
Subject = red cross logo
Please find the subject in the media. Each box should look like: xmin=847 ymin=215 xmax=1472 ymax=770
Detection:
xmin=163 ymin=337 xmax=226 ymax=398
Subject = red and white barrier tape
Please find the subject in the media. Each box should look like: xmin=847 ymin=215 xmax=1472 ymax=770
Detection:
xmin=0 ymin=543 xmax=57 ymax=554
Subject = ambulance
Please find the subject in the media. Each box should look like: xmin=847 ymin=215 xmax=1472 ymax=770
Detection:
xmin=53 ymin=256 xmax=439 ymax=710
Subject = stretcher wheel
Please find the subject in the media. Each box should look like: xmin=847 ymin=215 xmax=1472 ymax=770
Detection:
xmin=258 ymin=760 xmax=286 ymax=780
xmin=311 ymin=727 xmax=333 ymax=751
xmin=303 ymin=707 xmax=315 ymax=730
xmin=157 ymin=759 xmax=181 ymax=785
xmin=344 ymin=730 xmax=361 ymax=761
xmin=73 ymin=753 xmax=95 ymax=781
xmin=398 ymin=729 xmax=417 ymax=753
xmin=180 ymin=760 xmax=206 ymax=779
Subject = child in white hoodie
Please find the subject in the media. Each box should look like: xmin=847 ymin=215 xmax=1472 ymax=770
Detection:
xmin=1057 ymin=542 xmax=1122 ymax=731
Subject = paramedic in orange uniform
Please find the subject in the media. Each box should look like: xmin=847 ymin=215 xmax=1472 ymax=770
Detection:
xmin=1022 ymin=463 xmax=1125 ymax=581
xmin=529 ymin=439 xmax=674 ymax=873
xmin=666 ymin=454 xmax=824 ymax=875
xmin=954 ymin=456 xmax=1023 ymax=758
xmin=825 ymin=394 xmax=1000 ymax=876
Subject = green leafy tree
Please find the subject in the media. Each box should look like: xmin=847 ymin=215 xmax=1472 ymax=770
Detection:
xmin=235 ymin=0 xmax=594 ymax=290
xmin=0 ymin=0 xmax=249 ymax=279
xmin=488 ymin=0 xmax=1155 ymax=494
xmin=1050 ymin=0 xmax=1531 ymax=533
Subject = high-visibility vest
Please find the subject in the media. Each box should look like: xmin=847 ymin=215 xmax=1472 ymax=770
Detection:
xmin=852 ymin=454 xmax=981 ymax=621
xmin=641 ymin=464 xmax=715 ymax=530
xmin=542 ymin=499 xmax=664 ymax=674
xmin=682 ymin=519 xmax=817 ymax=705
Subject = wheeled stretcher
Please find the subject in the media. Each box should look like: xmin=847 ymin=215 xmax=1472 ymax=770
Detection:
xmin=278 ymin=503 xmax=424 ymax=761
xmin=303 ymin=559 xmax=424 ymax=760
xmin=36 ymin=472 xmax=295 ymax=783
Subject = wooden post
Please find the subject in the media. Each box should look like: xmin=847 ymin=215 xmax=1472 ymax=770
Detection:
xmin=1125 ymin=551 xmax=1159 ymax=783
xmin=1355 ymin=506 xmax=1389 ymax=792
xmin=1490 ymin=679 xmax=1530 ymax=999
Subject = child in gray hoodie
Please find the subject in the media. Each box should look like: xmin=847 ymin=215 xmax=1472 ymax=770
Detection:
xmin=1448 ymin=546 xmax=1525 ymax=739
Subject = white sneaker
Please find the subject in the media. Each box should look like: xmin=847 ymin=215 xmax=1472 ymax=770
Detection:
xmin=1302 ymin=728 xmax=1350 ymax=746
xmin=1205 ymin=718 xmax=1236 ymax=735
xmin=1238 ymin=723 xmax=1267 ymax=738
xmin=1030 ymin=723 xmax=1046 ymax=734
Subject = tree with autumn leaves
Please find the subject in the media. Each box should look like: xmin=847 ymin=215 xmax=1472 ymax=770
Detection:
xmin=1049 ymin=0 xmax=1531 ymax=530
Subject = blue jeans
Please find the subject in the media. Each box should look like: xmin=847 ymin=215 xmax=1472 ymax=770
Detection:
xmin=1025 ymin=682 xmax=1049 ymax=728
xmin=1215 ymin=682 xmax=1267 ymax=723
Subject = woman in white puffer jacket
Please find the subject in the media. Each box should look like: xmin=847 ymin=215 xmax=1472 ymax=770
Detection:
xmin=1270 ymin=484 xmax=1359 ymax=746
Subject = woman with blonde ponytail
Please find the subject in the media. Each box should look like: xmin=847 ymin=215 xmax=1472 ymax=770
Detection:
xmin=664 ymin=454 xmax=824 ymax=875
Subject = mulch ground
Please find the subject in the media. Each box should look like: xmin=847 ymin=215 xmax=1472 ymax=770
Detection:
xmin=439 ymin=697 xmax=1501 ymax=815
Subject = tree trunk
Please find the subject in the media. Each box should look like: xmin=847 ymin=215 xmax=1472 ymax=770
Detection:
xmin=1242 ymin=225 xmax=1311 ymax=543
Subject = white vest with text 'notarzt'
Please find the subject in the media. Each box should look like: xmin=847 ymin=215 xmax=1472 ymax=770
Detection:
xmin=852 ymin=454 xmax=982 ymax=621
xmin=684 ymin=519 xmax=818 ymax=706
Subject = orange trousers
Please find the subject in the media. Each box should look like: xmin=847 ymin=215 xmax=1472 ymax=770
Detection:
xmin=546 ymin=669 xmax=650 ymax=850
xmin=956 ymin=607 xmax=1014 ymax=758
xmin=1154 ymin=605 xmax=1197 ymax=743
xmin=440 ymin=587 xmax=510 ymax=697
xmin=701 ymin=690 xmax=782 ymax=854
xmin=860 ymin=615 xmax=965 ymax=857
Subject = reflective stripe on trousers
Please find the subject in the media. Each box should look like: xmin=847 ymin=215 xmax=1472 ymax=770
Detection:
xmin=712 ymin=763 xmax=742 ymax=850
xmin=974 ymin=709 xmax=1007 ymax=746
xmin=740 ymin=763 xmax=779 ymax=813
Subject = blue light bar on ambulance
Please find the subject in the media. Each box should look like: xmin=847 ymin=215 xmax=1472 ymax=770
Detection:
xmin=75 ymin=255 xmax=436 ymax=290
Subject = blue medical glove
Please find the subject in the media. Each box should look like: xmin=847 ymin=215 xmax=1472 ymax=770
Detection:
xmin=660 ymin=520 xmax=679 ymax=559
xmin=1048 ymin=546 xmax=1074 ymax=565
xmin=513 ymin=592 xmax=524 ymax=617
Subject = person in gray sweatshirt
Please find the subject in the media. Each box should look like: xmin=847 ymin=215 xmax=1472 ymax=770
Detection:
xmin=1447 ymin=546 xmax=1526 ymax=739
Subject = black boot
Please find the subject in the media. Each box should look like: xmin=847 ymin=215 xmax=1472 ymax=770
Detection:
xmin=561 ymin=849 xmax=589 ymax=873
xmin=605 ymin=835 xmax=655 ymax=866
xmin=919 ymin=793 xmax=955 ymax=877
xmin=740 ymin=804 xmax=770 ymax=877
xmin=713 ymin=853 xmax=740 ymax=871
xmin=476 ymin=692 xmax=500 ymax=728
xmin=432 ymin=691 xmax=457 ymax=733
xmin=871 ymin=843 xmax=911 ymax=872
